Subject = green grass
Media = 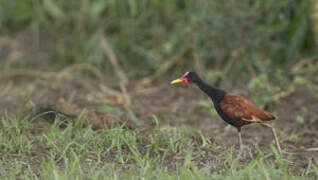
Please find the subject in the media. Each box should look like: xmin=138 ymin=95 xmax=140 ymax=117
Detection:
xmin=0 ymin=114 xmax=317 ymax=180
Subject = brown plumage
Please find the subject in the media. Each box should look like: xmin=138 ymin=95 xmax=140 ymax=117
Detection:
xmin=220 ymin=93 xmax=275 ymax=123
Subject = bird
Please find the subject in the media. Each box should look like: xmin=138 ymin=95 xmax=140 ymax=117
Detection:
xmin=171 ymin=71 xmax=281 ymax=154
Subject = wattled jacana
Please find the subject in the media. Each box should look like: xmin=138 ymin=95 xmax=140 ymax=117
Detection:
xmin=171 ymin=72 xmax=281 ymax=154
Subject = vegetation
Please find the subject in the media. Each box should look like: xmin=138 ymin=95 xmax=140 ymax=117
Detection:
xmin=1 ymin=115 xmax=317 ymax=179
xmin=0 ymin=0 xmax=314 ymax=78
xmin=0 ymin=0 xmax=317 ymax=179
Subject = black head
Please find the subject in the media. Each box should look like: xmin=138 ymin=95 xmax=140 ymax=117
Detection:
xmin=171 ymin=71 xmax=201 ymax=84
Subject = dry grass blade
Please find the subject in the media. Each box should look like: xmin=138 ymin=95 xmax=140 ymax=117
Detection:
xmin=0 ymin=81 xmax=13 ymax=98
xmin=0 ymin=69 xmax=101 ymax=92
xmin=304 ymin=147 xmax=318 ymax=152
xmin=137 ymin=47 xmax=189 ymax=87
xmin=59 ymin=63 xmax=105 ymax=81
xmin=0 ymin=69 xmax=57 ymax=79
xmin=99 ymin=85 xmax=124 ymax=97
xmin=100 ymin=35 xmax=128 ymax=84
xmin=100 ymin=35 xmax=131 ymax=106
xmin=291 ymin=57 xmax=318 ymax=75
xmin=189 ymin=21 xmax=201 ymax=74
xmin=284 ymin=147 xmax=318 ymax=154
xmin=241 ymin=58 xmax=257 ymax=78
xmin=58 ymin=63 xmax=124 ymax=97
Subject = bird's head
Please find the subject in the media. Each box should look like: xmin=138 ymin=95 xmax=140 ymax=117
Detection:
xmin=170 ymin=72 xmax=200 ymax=84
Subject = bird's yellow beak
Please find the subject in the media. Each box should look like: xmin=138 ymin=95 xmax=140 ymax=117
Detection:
xmin=170 ymin=78 xmax=183 ymax=84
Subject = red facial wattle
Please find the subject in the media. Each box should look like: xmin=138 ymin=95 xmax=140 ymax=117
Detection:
xmin=171 ymin=72 xmax=189 ymax=84
xmin=180 ymin=77 xmax=188 ymax=84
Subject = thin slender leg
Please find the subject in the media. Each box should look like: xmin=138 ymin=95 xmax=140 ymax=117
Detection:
xmin=235 ymin=127 xmax=244 ymax=160
xmin=237 ymin=128 xmax=243 ymax=151
xmin=271 ymin=126 xmax=282 ymax=156
xmin=261 ymin=123 xmax=282 ymax=156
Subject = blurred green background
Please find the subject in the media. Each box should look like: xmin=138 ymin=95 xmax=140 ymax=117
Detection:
xmin=0 ymin=0 xmax=316 ymax=81
xmin=1 ymin=2 xmax=318 ymax=178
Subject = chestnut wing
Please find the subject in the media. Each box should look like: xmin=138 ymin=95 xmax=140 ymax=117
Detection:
xmin=220 ymin=93 xmax=275 ymax=122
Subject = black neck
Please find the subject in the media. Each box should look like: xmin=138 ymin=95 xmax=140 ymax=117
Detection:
xmin=194 ymin=79 xmax=226 ymax=103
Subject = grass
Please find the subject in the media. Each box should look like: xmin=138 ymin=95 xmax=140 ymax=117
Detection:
xmin=0 ymin=113 xmax=317 ymax=179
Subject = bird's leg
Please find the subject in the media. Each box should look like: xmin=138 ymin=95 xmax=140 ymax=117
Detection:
xmin=237 ymin=127 xmax=243 ymax=151
xmin=235 ymin=127 xmax=245 ymax=160
xmin=237 ymin=127 xmax=244 ymax=152
xmin=261 ymin=123 xmax=282 ymax=157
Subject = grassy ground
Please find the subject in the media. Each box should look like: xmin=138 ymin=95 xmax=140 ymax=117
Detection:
xmin=0 ymin=1 xmax=317 ymax=178
xmin=0 ymin=66 xmax=318 ymax=179
xmin=1 ymin=114 xmax=317 ymax=180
